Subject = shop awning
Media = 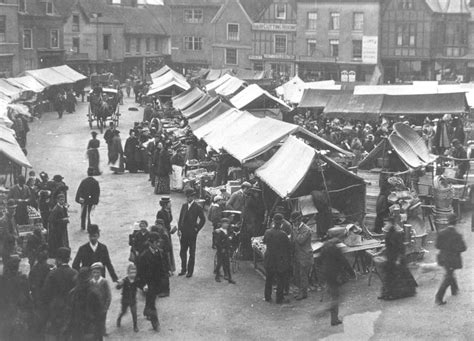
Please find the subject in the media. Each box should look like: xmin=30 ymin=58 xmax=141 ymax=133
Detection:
xmin=188 ymin=101 xmax=232 ymax=131
xmin=25 ymin=67 xmax=74 ymax=86
xmin=0 ymin=135 xmax=32 ymax=168
xmin=172 ymin=87 xmax=205 ymax=111
xmin=205 ymin=73 xmax=234 ymax=92
xmin=324 ymin=94 xmax=384 ymax=121
xmin=0 ymin=79 xmax=22 ymax=101
xmin=380 ymin=93 xmax=468 ymax=116
xmin=256 ymin=136 xmax=315 ymax=198
xmin=298 ymin=89 xmax=343 ymax=109
xmin=230 ymin=84 xmax=291 ymax=110
xmin=214 ymin=77 xmax=246 ymax=97
xmin=51 ymin=65 xmax=87 ymax=82
xmin=181 ymin=95 xmax=219 ymax=119
xmin=6 ymin=76 xmax=45 ymax=93
xmin=222 ymin=117 xmax=299 ymax=163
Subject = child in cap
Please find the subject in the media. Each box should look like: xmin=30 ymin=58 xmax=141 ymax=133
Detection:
xmin=213 ymin=218 xmax=236 ymax=284
xmin=90 ymin=262 xmax=111 ymax=336
xmin=116 ymin=263 xmax=139 ymax=332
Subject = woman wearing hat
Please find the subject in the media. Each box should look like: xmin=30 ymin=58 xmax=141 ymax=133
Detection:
xmin=154 ymin=143 xmax=173 ymax=195
xmin=109 ymin=130 xmax=124 ymax=174
xmin=124 ymin=129 xmax=140 ymax=173
xmin=87 ymin=131 xmax=101 ymax=176
xmin=48 ymin=193 xmax=70 ymax=257
xmin=156 ymin=197 xmax=176 ymax=272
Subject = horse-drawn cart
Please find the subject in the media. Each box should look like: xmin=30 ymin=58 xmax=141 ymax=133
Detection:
xmin=87 ymin=88 xmax=120 ymax=132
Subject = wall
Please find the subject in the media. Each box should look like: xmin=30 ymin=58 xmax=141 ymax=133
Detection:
xmin=0 ymin=0 xmax=20 ymax=76
xmin=63 ymin=7 xmax=97 ymax=61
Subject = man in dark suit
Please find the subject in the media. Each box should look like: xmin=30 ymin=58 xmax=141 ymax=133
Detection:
xmin=263 ymin=223 xmax=292 ymax=304
xmin=75 ymin=168 xmax=100 ymax=230
xmin=435 ymin=225 xmax=467 ymax=305
xmin=178 ymin=188 xmax=205 ymax=278
xmin=41 ymin=247 xmax=77 ymax=340
xmin=72 ymin=224 xmax=118 ymax=282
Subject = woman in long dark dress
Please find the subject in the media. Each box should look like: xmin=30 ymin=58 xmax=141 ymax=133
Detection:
xmin=48 ymin=194 xmax=69 ymax=258
xmin=109 ymin=130 xmax=124 ymax=174
xmin=124 ymin=129 xmax=139 ymax=173
xmin=156 ymin=197 xmax=175 ymax=272
xmin=379 ymin=209 xmax=417 ymax=300
xmin=155 ymin=144 xmax=172 ymax=194
xmin=87 ymin=131 xmax=101 ymax=175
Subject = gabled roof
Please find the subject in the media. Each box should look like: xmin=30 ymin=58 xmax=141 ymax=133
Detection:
xmin=239 ymin=0 xmax=273 ymax=22
xmin=425 ymin=0 xmax=469 ymax=13
xmin=18 ymin=0 xmax=64 ymax=17
xmin=165 ymin=0 xmax=224 ymax=7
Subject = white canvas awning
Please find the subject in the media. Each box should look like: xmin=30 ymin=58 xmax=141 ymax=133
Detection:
xmin=150 ymin=65 xmax=171 ymax=79
xmin=230 ymin=84 xmax=291 ymax=110
xmin=214 ymin=76 xmax=246 ymax=97
xmin=172 ymin=87 xmax=204 ymax=110
xmin=256 ymin=136 xmax=315 ymax=198
xmin=6 ymin=76 xmax=45 ymax=93
xmin=147 ymin=71 xmax=190 ymax=96
xmin=0 ymin=79 xmax=22 ymax=101
xmin=188 ymin=101 xmax=232 ymax=131
xmin=51 ymin=65 xmax=87 ymax=82
xmin=276 ymin=76 xmax=340 ymax=104
xmin=205 ymin=73 xmax=233 ymax=92
xmin=0 ymin=127 xmax=32 ymax=168
xmin=25 ymin=67 xmax=74 ymax=86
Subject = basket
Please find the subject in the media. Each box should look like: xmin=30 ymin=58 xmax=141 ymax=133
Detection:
xmin=389 ymin=134 xmax=423 ymax=169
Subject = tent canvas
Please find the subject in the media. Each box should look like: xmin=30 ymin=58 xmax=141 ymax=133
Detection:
xmin=181 ymin=95 xmax=219 ymax=119
xmin=230 ymin=84 xmax=291 ymax=110
xmin=323 ymin=94 xmax=384 ymax=121
xmin=51 ymin=65 xmax=87 ymax=82
xmin=298 ymin=89 xmax=343 ymax=109
xmin=6 ymin=76 xmax=45 ymax=93
xmin=188 ymin=101 xmax=232 ymax=131
xmin=215 ymin=77 xmax=246 ymax=97
xmin=222 ymin=117 xmax=299 ymax=163
xmin=276 ymin=76 xmax=340 ymax=104
xmin=256 ymin=136 xmax=315 ymax=198
xmin=234 ymin=69 xmax=265 ymax=80
xmin=172 ymin=87 xmax=205 ymax=111
xmin=0 ymin=79 xmax=22 ymax=100
xmin=0 ymin=137 xmax=32 ymax=168
xmin=205 ymin=73 xmax=233 ymax=92
xmin=206 ymin=69 xmax=232 ymax=81
xmin=150 ymin=65 xmax=171 ymax=79
xmin=380 ymin=93 xmax=468 ymax=115
xmin=25 ymin=68 xmax=74 ymax=86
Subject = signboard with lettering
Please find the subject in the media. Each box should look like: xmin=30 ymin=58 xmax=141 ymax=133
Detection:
xmin=362 ymin=36 xmax=378 ymax=64
xmin=341 ymin=70 xmax=349 ymax=82
xmin=252 ymin=23 xmax=297 ymax=32
xmin=348 ymin=71 xmax=356 ymax=82
xmin=263 ymin=54 xmax=295 ymax=60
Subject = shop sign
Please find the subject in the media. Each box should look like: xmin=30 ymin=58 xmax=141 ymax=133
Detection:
xmin=362 ymin=36 xmax=378 ymax=64
xmin=348 ymin=71 xmax=356 ymax=82
xmin=263 ymin=54 xmax=295 ymax=60
xmin=248 ymin=55 xmax=263 ymax=60
xmin=252 ymin=23 xmax=297 ymax=32
xmin=341 ymin=70 xmax=348 ymax=82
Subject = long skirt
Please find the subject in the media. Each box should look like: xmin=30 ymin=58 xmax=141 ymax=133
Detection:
xmin=155 ymin=176 xmax=170 ymax=194
xmin=170 ymin=165 xmax=183 ymax=191
xmin=381 ymin=261 xmax=417 ymax=300
xmin=87 ymin=148 xmax=101 ymax=175
xmin=168 ymin=234 xmax=176 ymax=272
xmin=48 ymin=224 xmax=69 ymax=258
xmin=110 ymin=155 xmax=124 ymax=173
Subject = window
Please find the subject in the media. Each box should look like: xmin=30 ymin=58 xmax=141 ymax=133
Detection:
xmin=184 ymin=9 xmax=203 ymax=23
xmin=225 ymin=48 xmax=237 ymax=65
xmin=45 ymin=1 xmax=53 ymax=15
xmin=274 ymin=34 xmax=287 ymax=54
xmin=72 ymin=37 xmax=80 ymax=53
xmin=50 ymin=30 xmax=59 ymax=48
xmin=399 ymin=0 xmax=414 ymax=9
xmin=275 ymin=4 xmax=286 ymax=19
xmin=155 ymin=37 xmax=159 ymax=52
xmin=307 ymin=39 xmax=317 ymax=56
xmin=146 ymin=38 xmax=150 ymax=52
xmin=353 ymin=12 xmax=364 ymax=31
xmin=184 ymin=36 xmax=202 ymax=50
xmin=227 ymin=23 xmax=239 ymax=41
xmin=136 ymin=38 xmax=141 ymax=52
xmin=18 ymin=0 xmax=26 ymax=13
xmin=125 ymin=37 xmax=130 ymax=53
xmin=352 ymin=40 xmax=362 ymax=59
xmin=253 ymin=62 xmax=263 ymax=71
xmin=396 ymin=24 xmax=416 ymax=47
xmin=329 ymin=39 xmax=339 ymax=57
xmin=330 ymin=12 xmax=340 ymax=30
xmin=72 ymin=14 xmax=80 ymax=32
xmin=23 ymin=29 xmax=32 ymax=49
xmin=0 ymin=16 xmax=5 ymax=43
xmin=307 ymin=12 xmax=317 ymax=30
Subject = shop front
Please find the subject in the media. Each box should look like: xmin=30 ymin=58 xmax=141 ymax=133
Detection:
xmin=37 ymin=49 xmax=65 ymax=69
xmin=249 ymin=54 xmax=295 ymax=79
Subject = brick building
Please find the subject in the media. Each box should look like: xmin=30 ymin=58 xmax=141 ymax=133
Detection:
xmin=0 ymin=0 xmax=20 ymax=77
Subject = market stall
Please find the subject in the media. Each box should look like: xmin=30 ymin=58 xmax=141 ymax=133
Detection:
xmin=180 ymin=95 xmax=220 ymax=119
xmin=205 ymin=73 xmax=234 ymax=93
xmin=188 ymin=101 xmax=233 ymax=131
xmin=6 ymin=76 xmax=45 ymax=94
xmin=171 ymin=87 xmax=205 ymax=111
xmin=0 ymin=79 xmax=22 ymax=102
xmin=213 ymin=76 xmax=246 ymax=97
xmin=323 ymin=94 xmax=384 ymax=122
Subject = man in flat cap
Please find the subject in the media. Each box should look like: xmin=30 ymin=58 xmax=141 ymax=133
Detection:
xmin=226 ymin=181 xmax=251 ymax=212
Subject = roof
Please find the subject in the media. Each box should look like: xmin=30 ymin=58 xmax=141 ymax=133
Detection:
xmin=188 ymin=101 xmax=232 ymax=131
xmin=165 ymin=0 xmax=223 ymax=6
xmin=51 ymin=65 xmax=87 ymax=82
xmin=239 ymin=0 xmax=273 ymax=22
xmin=222 ymin=117 xmax=299 ymax=163
xmin=381 ymin=92 xmax=468 ymax=116
xmin=256 ymin=136 xmax=315 ymax=198
xmin=0 ymin=79 xmax=22 ymax=101
xmin=147 ymin=79 xmax=190 ymax=96
xmin=181 ymin=95 xmax=219 ymax=119
xmin=230 ymin=84 xmax=291 ymax=110
xmin=205 ymin=73 xmax=234 ymax=92
xmin=323 ymin=94 xmax=385 ymax=121
xmin=298 ymin=89 xmax=344 ymax=109
xmin=214 ymin=77 xmax=246 ymax=97
xmin=6 ymin=76 xmax=45 ymax=93
xmin=172 ymin=87 xmax=205 ymax=110
xmin=148 ymin=70 xmax=190 ymax=95
xmin=25 ymin=68 xmax=74 ymax=87
xmin=151 ymin=65 xmax=172 ymax=79
xmin=425 ymin=0 xmax=469 ymax=14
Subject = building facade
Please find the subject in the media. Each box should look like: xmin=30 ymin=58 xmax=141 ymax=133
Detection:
xmin=248 ymin=0 xmax=297 ymax=77
xmin=381 ymin=0 xmax=470 ymax=83
xmin=166 ymin=0 xmax=223 ymax=72
xmin=18 ymin=0 xmax=66 ymax=72
xmin=296 ymin=0 xmax=380 ymax=82
xmin=0 ymin=0 xmax=20 ymax=77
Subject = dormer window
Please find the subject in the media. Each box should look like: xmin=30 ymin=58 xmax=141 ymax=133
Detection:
xmin=275 ymin=4 xmax=286 ymax=20
xmin=46 ymin=1 xmax=54 ymax=15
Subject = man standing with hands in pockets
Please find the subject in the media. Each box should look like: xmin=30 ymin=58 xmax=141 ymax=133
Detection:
xmin=75 ymin=167 xmax=100 ymax=230
xmin=178 ymin=189 xmax=205 ymax=278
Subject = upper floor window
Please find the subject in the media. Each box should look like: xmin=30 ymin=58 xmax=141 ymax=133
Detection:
xmin=227 ymin=23 xmax=239 ymax=41
xmin=329 ymin=39 xmax=339 ymax=57
xmin=396 ymin=23 xmax=416 ymax=47
xmin=45 ymin=1 xmax=54 ymax=15
xmin=50 ymin=30 xmax=59 ymax=48
xmin=352 ymin=40 xmax=362 ymax=59
xmin=307 ymin=12 xmax=317 ymax=30
xmin=136 ymin=37 xmax=141 ymax=52
xmin=307 ymin=39 xmax=317 ymax=56
xmin=23 ymin=29 xmax=32 ymax=49
xmin=275 ymin=4 xmax=286 ymax=20
xmin=146 ymin=38 xmax=150 ymax=52
xmin=330 ymin=12 xmax=340 ymax=30
xmin=0 ymin=16 xmax=5 ymax=43
xmin=225 ymin=48 xmax=237 ymax=65
xmin=125 ymin=37 xmax=130 ymax=53
xmin=18 ymin=0 xmax=26 ymax=13
xmin=72 ymin=14 xmax=80 ymax=32
xmin=274 ymin=34 xmax=287 ymax=54
xmin=399 ymin=0 xmax=414 ymax=10
xmin=155 ymin=37 xmax=160 ymax=52
xmin=72 ymin=37 xmax=80 ymax=53
xmin=184 ymin=36 xmax=202 ymax=50
xmin=184 ymin=9 xmax=203 ymax=24
xmin=353 ymin=12 xmax=364 ymax=31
